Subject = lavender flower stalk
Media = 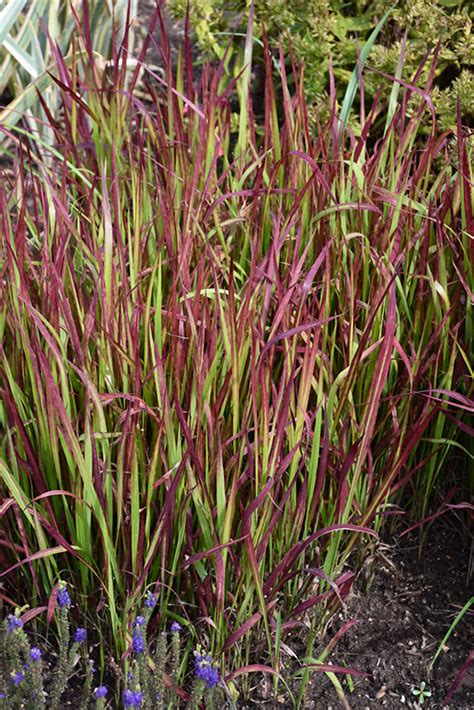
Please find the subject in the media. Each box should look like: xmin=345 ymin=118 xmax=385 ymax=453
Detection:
xmin=150 ymin=632 xmax=167 ymax=710
xmin=131 ymin=616 xmax=149 ymax=702
xmin=192 ymin=650 xmax=221 ymax=709
xmin=94 ymin=685 xmax=108 ymax=710
xmin=79 ymin=658 xmax=94 ymax=710
xmin=170 ymin=622 xmax=182 ymax=697
xmin=49 ymin=583 xmax=72 ymax=710
xmin=27 ymin=646 xmax=45 ymax=708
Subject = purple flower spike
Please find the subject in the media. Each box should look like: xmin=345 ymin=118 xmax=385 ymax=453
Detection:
xmin=7 ymin=615 xmax=24 ymax=633
xmin=11 ymin=671 xmax=25 ymax=686
xmin=74 ymin=627 xmax=87 ymax=643
xmin=57 ymin=586 xmax=71 ymax=609
xmin=94 ymin=685 xmax=108 ymax=698
xmin=170 ymin=622 xmax=182 ymax=633
xmin=122 ymin=689 xmax=135 ymax=707
xmin=194 ymin=651 xmax=220 ymax=689
xmin=144 ymin=591 xmax=156 ymax=609
xmin=122 ymin=689 xmax=143 ymax=707
xmin=132 ymin=628 xmax=145 ymax=655
xmin=132 ymin=615 xmax=145 ymax=628
xmin=30 ymin=647 xmax=42 ymax=662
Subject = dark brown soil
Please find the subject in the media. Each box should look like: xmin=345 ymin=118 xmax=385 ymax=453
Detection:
xmin=240 ymin=524 xmax=473 ymax=710
xmin=312 ymin=531 xmax=472 ymax=709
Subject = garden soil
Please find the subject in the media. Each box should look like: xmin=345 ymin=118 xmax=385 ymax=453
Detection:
xmin=240 ymin=525 xmax=473 ymax=710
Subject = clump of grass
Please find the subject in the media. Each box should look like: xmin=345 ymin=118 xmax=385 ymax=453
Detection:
xmin=0 ymin=0 xmax=140 ymax=140
xmin=0 ymin=3 xmax=471 ymax=705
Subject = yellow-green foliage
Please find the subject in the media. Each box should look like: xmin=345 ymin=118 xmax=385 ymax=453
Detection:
xmin=169 ymin=0 xmax=473 ymax=130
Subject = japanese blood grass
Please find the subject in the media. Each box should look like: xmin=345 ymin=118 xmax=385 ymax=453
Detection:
xmin=0 ymin=11 xmax=472 ymax=701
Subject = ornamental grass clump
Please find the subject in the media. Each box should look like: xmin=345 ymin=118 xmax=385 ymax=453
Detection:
xmin=0 ymin=0 xmax=140 ymax=142
xmin=0 ymin=2 xmax=472 ymax=706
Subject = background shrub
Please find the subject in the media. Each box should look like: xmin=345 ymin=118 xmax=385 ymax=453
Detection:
xmin=168 ymin=0 xmax=474 ymax=131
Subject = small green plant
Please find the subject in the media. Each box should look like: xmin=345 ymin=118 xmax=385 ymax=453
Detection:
xmin=411 ymin=680 xmax=432 ymax=705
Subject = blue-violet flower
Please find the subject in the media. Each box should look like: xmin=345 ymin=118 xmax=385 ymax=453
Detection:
xmin=132 ymin=628 xmax=145 ymax=655
xmin=11 ymin=671 xmax=25 ymax=686
xmin=144 ymin=592 xmax=156 ymax=608
xmin=57 ymin=586 xmax=71 ymax=609
xmin=122 ymin=689 xmax=143 ymax=707
xmin=74 ymin=627 xmax=87 ymax=643
xmin=94 ymin=686 xmax=108 ymax=698
xmin=7 ymin=615 xmax=23 ymax=633
xmin=29 ymin=647 xmax=42 ymax=662
xmin=194 ymin=651 xmax=220 ymax=689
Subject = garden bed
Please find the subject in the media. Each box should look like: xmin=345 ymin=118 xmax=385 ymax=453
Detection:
xmin=1 ymin=3 xmax=472 ymax=709
xmin=306 ymin=526 xmax=473 ymax=709
xmin=53 ymin=524 xmax=473 ymax=709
